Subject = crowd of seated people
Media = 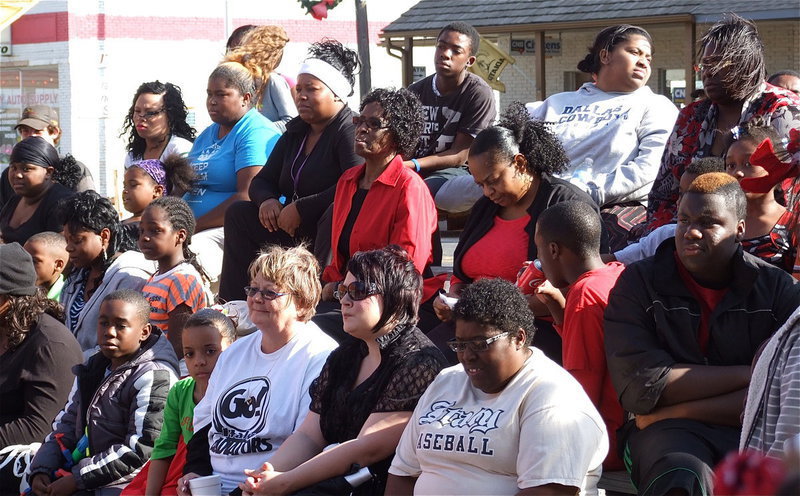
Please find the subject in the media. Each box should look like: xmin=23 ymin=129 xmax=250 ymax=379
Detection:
xmin=0 ymin=13 xmax=799 ymax=496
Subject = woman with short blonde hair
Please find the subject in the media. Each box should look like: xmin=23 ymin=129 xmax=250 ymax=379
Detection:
xmin=179 ymin=244 xmax=337 ymax=496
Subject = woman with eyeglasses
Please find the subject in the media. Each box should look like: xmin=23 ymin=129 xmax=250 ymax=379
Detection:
xmin=218 ymin=40 xmax=362 ymax=302
xmin=178 ymin=245 xmax=337 ymax=496
xmin=429 ymin=102 xmax=598 ymax=363
xmin=312 ymin=88 xmax=440 ymax=341
xmin=645 ymin=14 xmax=800 ymax=231
xmin=121 ymin=81 xmax=196 ymax=167
xmin=386 ymin=278 xmax=608 ymax=496
xmin=239 ymin=247 xmax=445 ymax=496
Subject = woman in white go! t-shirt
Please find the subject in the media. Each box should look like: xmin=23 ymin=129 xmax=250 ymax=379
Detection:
xmin=177 ymin=245 xmax=337 ymax=495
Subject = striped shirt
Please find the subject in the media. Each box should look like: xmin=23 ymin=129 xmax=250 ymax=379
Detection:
xmin=142 ymin=262 xmax=208 ymax=337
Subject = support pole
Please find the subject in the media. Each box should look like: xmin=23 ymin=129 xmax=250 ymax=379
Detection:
xmin=355 ymin=0 xmax=372 ymax=98
xmin=684 ymin=20 xmax=696 ymax=106
xmin=535 ymin=30 xmax=546 ymax=100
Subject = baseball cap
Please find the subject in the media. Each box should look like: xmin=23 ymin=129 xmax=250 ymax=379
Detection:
xmin=16 ymin=105 xmax=59 ymax=131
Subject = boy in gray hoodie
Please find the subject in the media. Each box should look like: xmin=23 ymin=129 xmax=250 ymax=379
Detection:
xmin=29 ymin=290 xmax=178 ymax=495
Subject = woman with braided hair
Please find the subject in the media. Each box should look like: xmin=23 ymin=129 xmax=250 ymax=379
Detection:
xmin=226 ymin=25 xmax=297 ymax=132
xmin=138 ymin=196 xmax=211 ymax=358
xmin=59 ymin=191 xmax=156 ymax=352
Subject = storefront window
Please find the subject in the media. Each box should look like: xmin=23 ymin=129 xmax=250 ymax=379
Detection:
xmin=0 ymin=65 xmax=59 ymax=166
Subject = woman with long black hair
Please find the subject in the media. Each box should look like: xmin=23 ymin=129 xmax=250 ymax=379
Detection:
xmin=121 ymin=81 xmax=196 ymax=167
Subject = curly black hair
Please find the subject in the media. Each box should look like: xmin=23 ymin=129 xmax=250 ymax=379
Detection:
xmin=58 ymin=191 xmax=137 ymax=294
xmin=471 ymin=101 xmax=569 ymax=177
xmin=0 ymin=291 xmax=63 ymax=351
xmin=307 ymin=39 xmax=360 ymax=96
xmin=53 ymin=154 xmax=83 ymax=190
xmin=698 ymin=14 xmax=766 ymax=102
xmin=578 ymin=24 xmax=653 ymax=74
xmin=120 ymin=81 xmax=196 ymax=160
xmin=161 ymin=153 xmax=196 ymax=197
xmin=453 ymin=278 xmax=536 ymax=345
xmin=144 ymin=196 xmax=209 ymax=283
xmin=347 ymin=245 xmax=422 ymax=332
xmin=360 ymin=88 xmax=423 ymax=159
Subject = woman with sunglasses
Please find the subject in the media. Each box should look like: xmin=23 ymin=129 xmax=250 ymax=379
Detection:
xmin=239 ymin=247 xmax=445 ymax=496
xmin=178 ymin=245 xmax=337 ymax=496
xmin=312 ymin=88 xmax=440 ymax=341
xmin=645 ymin=14 xmax=800 ymax=231
xmin=121 ymin=81 xmax=196 ymax=167
xmin=218 ymin=40 xmax=362 ymax=302
xmin=387 ymin=278 xmax=607 ymax=496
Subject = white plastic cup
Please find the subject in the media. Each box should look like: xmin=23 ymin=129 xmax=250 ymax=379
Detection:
xmin=188 ymin=474 xmax=222 ymax=496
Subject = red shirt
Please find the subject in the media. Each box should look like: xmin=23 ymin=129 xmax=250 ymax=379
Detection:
xmin=674 ymin=253 xmax=728 ymax=355
xmin=559 ymin=261 xmax=626 ymax=469
xmin=322 ymin=155 xmax=441 ymax=300
xmin=455 ymin=214 xmax=530 ymax=284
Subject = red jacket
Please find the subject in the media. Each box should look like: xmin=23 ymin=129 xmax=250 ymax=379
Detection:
xmin=322 ymin=155 xmax=441 ymax=301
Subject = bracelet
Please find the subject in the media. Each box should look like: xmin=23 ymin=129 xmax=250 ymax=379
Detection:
xmin=411 ymin=158 xmax=421 ymax=173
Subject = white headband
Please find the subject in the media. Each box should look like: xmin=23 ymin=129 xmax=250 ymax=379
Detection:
xmin=299 ymin=58 xmax=352 ymax=100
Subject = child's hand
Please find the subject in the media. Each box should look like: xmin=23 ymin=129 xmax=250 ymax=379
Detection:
xmin=29 ymin=473 xmax=51 ymax=496
xmin=534 ymin=280 xmax=564 ymax=306
xmin=177 ymin=473 xmax=200 ymax=496
xmin=534 ymin=280 xmax=566 ymax=325
xmin=46 ymin=474 xmax=77 ymax=496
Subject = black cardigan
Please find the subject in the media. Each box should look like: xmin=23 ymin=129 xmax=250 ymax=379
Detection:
xmin=453 ymin=175 xmax=599 ymax=283
xmin=0 ymin=313 xmax=83 ymax=447
xmin=248 ymin=106 xmax=361 ymax=237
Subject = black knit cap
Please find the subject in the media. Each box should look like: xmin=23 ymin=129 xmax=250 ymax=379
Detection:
xmin=0 ymin=243 xmax=38 ymax=296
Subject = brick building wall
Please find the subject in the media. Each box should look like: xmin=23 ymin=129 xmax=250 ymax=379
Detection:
xmin=1 ymin=0 xmax=419 ymax=195
xmin=439 ymin=19 xmax=798 ymax=112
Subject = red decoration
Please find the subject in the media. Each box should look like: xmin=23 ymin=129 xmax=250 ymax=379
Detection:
xmin=740 ymin=135 xmax=800 ymax=194
xmin=298 ymin=0 xmax=342 ymax=21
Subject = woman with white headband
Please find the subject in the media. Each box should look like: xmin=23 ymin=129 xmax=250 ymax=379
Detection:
xmin=218 ymin=39 xmax=362 ymax=302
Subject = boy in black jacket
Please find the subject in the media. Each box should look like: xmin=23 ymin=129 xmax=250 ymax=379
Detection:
xmin=604 ymin=173 xmax=800 ymax=496
xmin=29 ymin=290 xmax=178 ymax=495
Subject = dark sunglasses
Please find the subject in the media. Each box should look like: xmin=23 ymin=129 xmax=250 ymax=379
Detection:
xmin=352 ymin=115 xmax=389 ymax=131
xmin=334 ymin=281 xmax=380 ymax=302
xmin=243 ymin=286 xmax=287 ymax=301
